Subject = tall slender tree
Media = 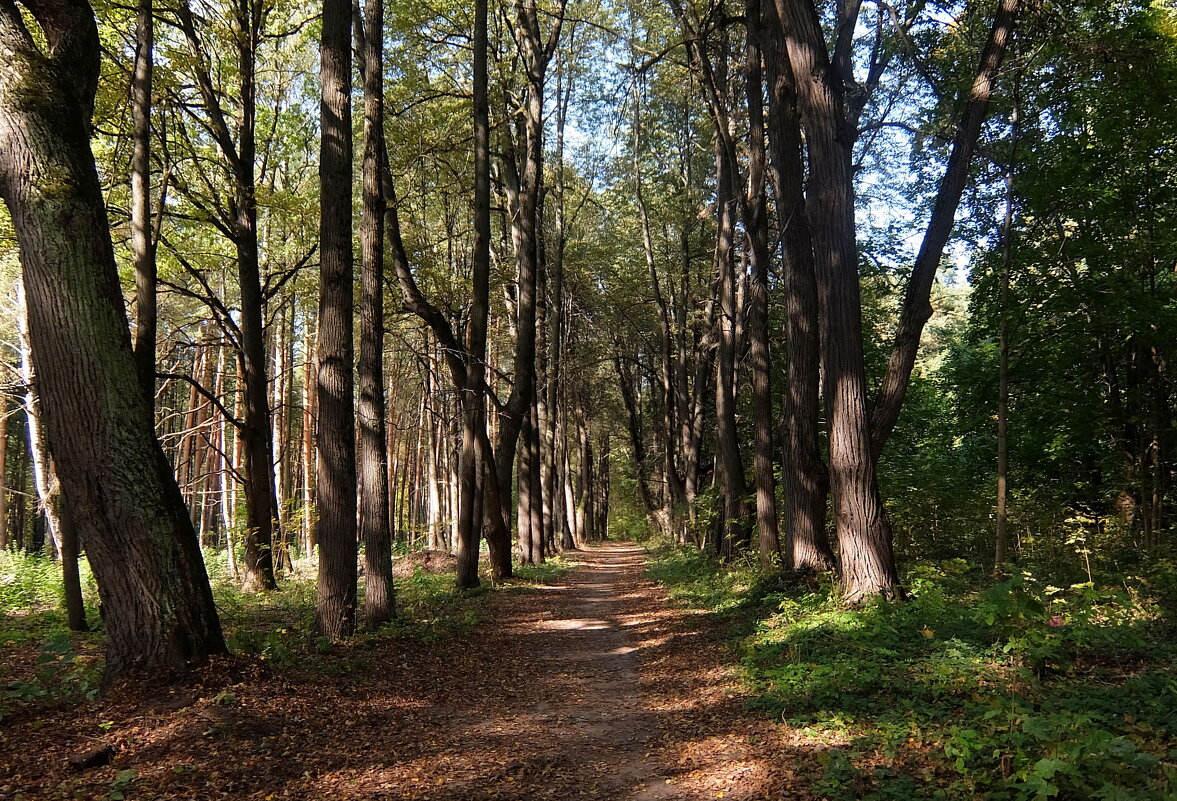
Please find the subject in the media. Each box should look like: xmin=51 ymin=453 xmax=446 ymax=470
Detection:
xmin=315 ymin=0 xmax=357 ymax=640
xmin=356 ymin=0 xmax=394 ymax=626
xmin=130 ymin=0 xmax=156 ymax=411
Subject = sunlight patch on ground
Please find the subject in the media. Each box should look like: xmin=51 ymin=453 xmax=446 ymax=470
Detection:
xmin=534 ymin=617 xmax=610 ymax=631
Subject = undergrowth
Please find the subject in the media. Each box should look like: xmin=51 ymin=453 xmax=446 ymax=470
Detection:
xmin=0 ymin=549 xmax=573 ymax=709
xmin=646 ymin=545 xmax=1177 ymax=800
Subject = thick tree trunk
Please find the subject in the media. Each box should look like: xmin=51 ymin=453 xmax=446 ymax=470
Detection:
xmin=763 ymin=0 xmax=834 ymax=571
xmin=358 ymin=0 xmax=393 ymax=627
xmin=773 ymin=0 xmax=899 ymax=601
xmin=0 ymin=0 xmax=225 ymax=678
xmin=315 ymin=0 xmax=357 ymax=640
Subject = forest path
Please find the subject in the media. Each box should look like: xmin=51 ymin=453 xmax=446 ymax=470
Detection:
xmin=14 ymin=543 xmax=797 ymax=800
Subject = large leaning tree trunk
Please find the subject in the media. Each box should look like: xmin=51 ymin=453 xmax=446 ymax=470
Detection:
xmin=0 ymin=0 xmax=226 ymax=680
xmin=316 ymin=0 xmax=358 ymax=640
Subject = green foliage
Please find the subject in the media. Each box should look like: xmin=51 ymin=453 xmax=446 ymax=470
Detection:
xmin=514 ymin=558 xmax=575 ymax=585
xmin=4 ymin=634 xmax=100 ymax=711
xmin=648 ymin=550 xmax=1177 ymax=800
xmin=105 ymin=769 xmax=136 ymax=801
xmin=0 ymin=549 xmax=96 ymax=614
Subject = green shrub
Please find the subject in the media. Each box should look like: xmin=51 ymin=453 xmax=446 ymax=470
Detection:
xmin=647 ymin=550 xmax=1177 ymax=800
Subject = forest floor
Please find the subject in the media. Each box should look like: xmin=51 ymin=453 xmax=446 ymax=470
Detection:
xmin=0 ymin=543 xmax=819 ymax=801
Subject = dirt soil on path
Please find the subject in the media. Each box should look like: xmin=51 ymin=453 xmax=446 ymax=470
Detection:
xmin=1 ymin=544 xmax=815 ymax=800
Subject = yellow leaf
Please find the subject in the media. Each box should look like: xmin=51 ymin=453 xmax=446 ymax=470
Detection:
xmin=920 ymin=627 xmax=935 ymax=638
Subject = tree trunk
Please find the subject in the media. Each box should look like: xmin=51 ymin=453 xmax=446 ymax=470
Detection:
xmin=130 ymin=0 xmax=156 ymax=412
xmin=773 ymin=0 xmax=899 ymax=600
xmin=496 ymin=0 xmax=566 ymax=564
xmin=0 ymin=0 xmax=225 ymax=678
xmin=356 ymin=0 xmax=394 ymax=628
xmin=19 ymin=280 xmax=85 ymax=627
xmin=763 ymin=0 xmax=834 ymax=571
xmin=713 ymin=139 xmax=750 ymax=560
xmin=995 ymin=101 xmax=1018 ymax=572
xmin=315 ymin=0 xmax=357 ymax=640
xmin=174 ymin=0 xmax=277 ymax=592
xmin=302 ymin=323 xmax=317 ymax=552
xmin=870 ymin=0 xmax=1021 ymax=454
xmin=744 ymin=0 xmax=781 ymax=567
xmin=59 ymin=493 xmax=87 ymax=631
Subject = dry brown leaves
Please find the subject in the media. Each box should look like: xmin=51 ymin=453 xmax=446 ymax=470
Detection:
xmin=0 ymin=545 xmax=832 ymax=801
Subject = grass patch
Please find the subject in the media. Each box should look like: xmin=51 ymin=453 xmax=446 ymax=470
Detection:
xmin=0 ymin=548 xmax=577 ymax=686
xmin=646 ymin=546 xmax=1177 ymax=800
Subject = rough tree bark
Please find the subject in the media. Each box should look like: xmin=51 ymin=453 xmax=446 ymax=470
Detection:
xmin=744 ymin=0 xmax=782 ymax=567
xmin=315 ymin=0 xmax=357 ymax=640
xmin=762 ymin=0 xmax=834 ymax=571
xmin=356 ymin=0 xmax=394 ymax=626
xmin=773 ymin=0 xmax=899 ymax=601
xmin=16 ymin=283 xmax=87 ymax=630
xmin=0 ymin=0 xmax=225 ymax=678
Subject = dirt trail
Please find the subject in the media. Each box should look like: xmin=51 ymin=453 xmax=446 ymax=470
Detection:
xmin=488 ymin=544 xmax=677 ymax=799
xmin=5 ymin=543 xmax=799 ymax=800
